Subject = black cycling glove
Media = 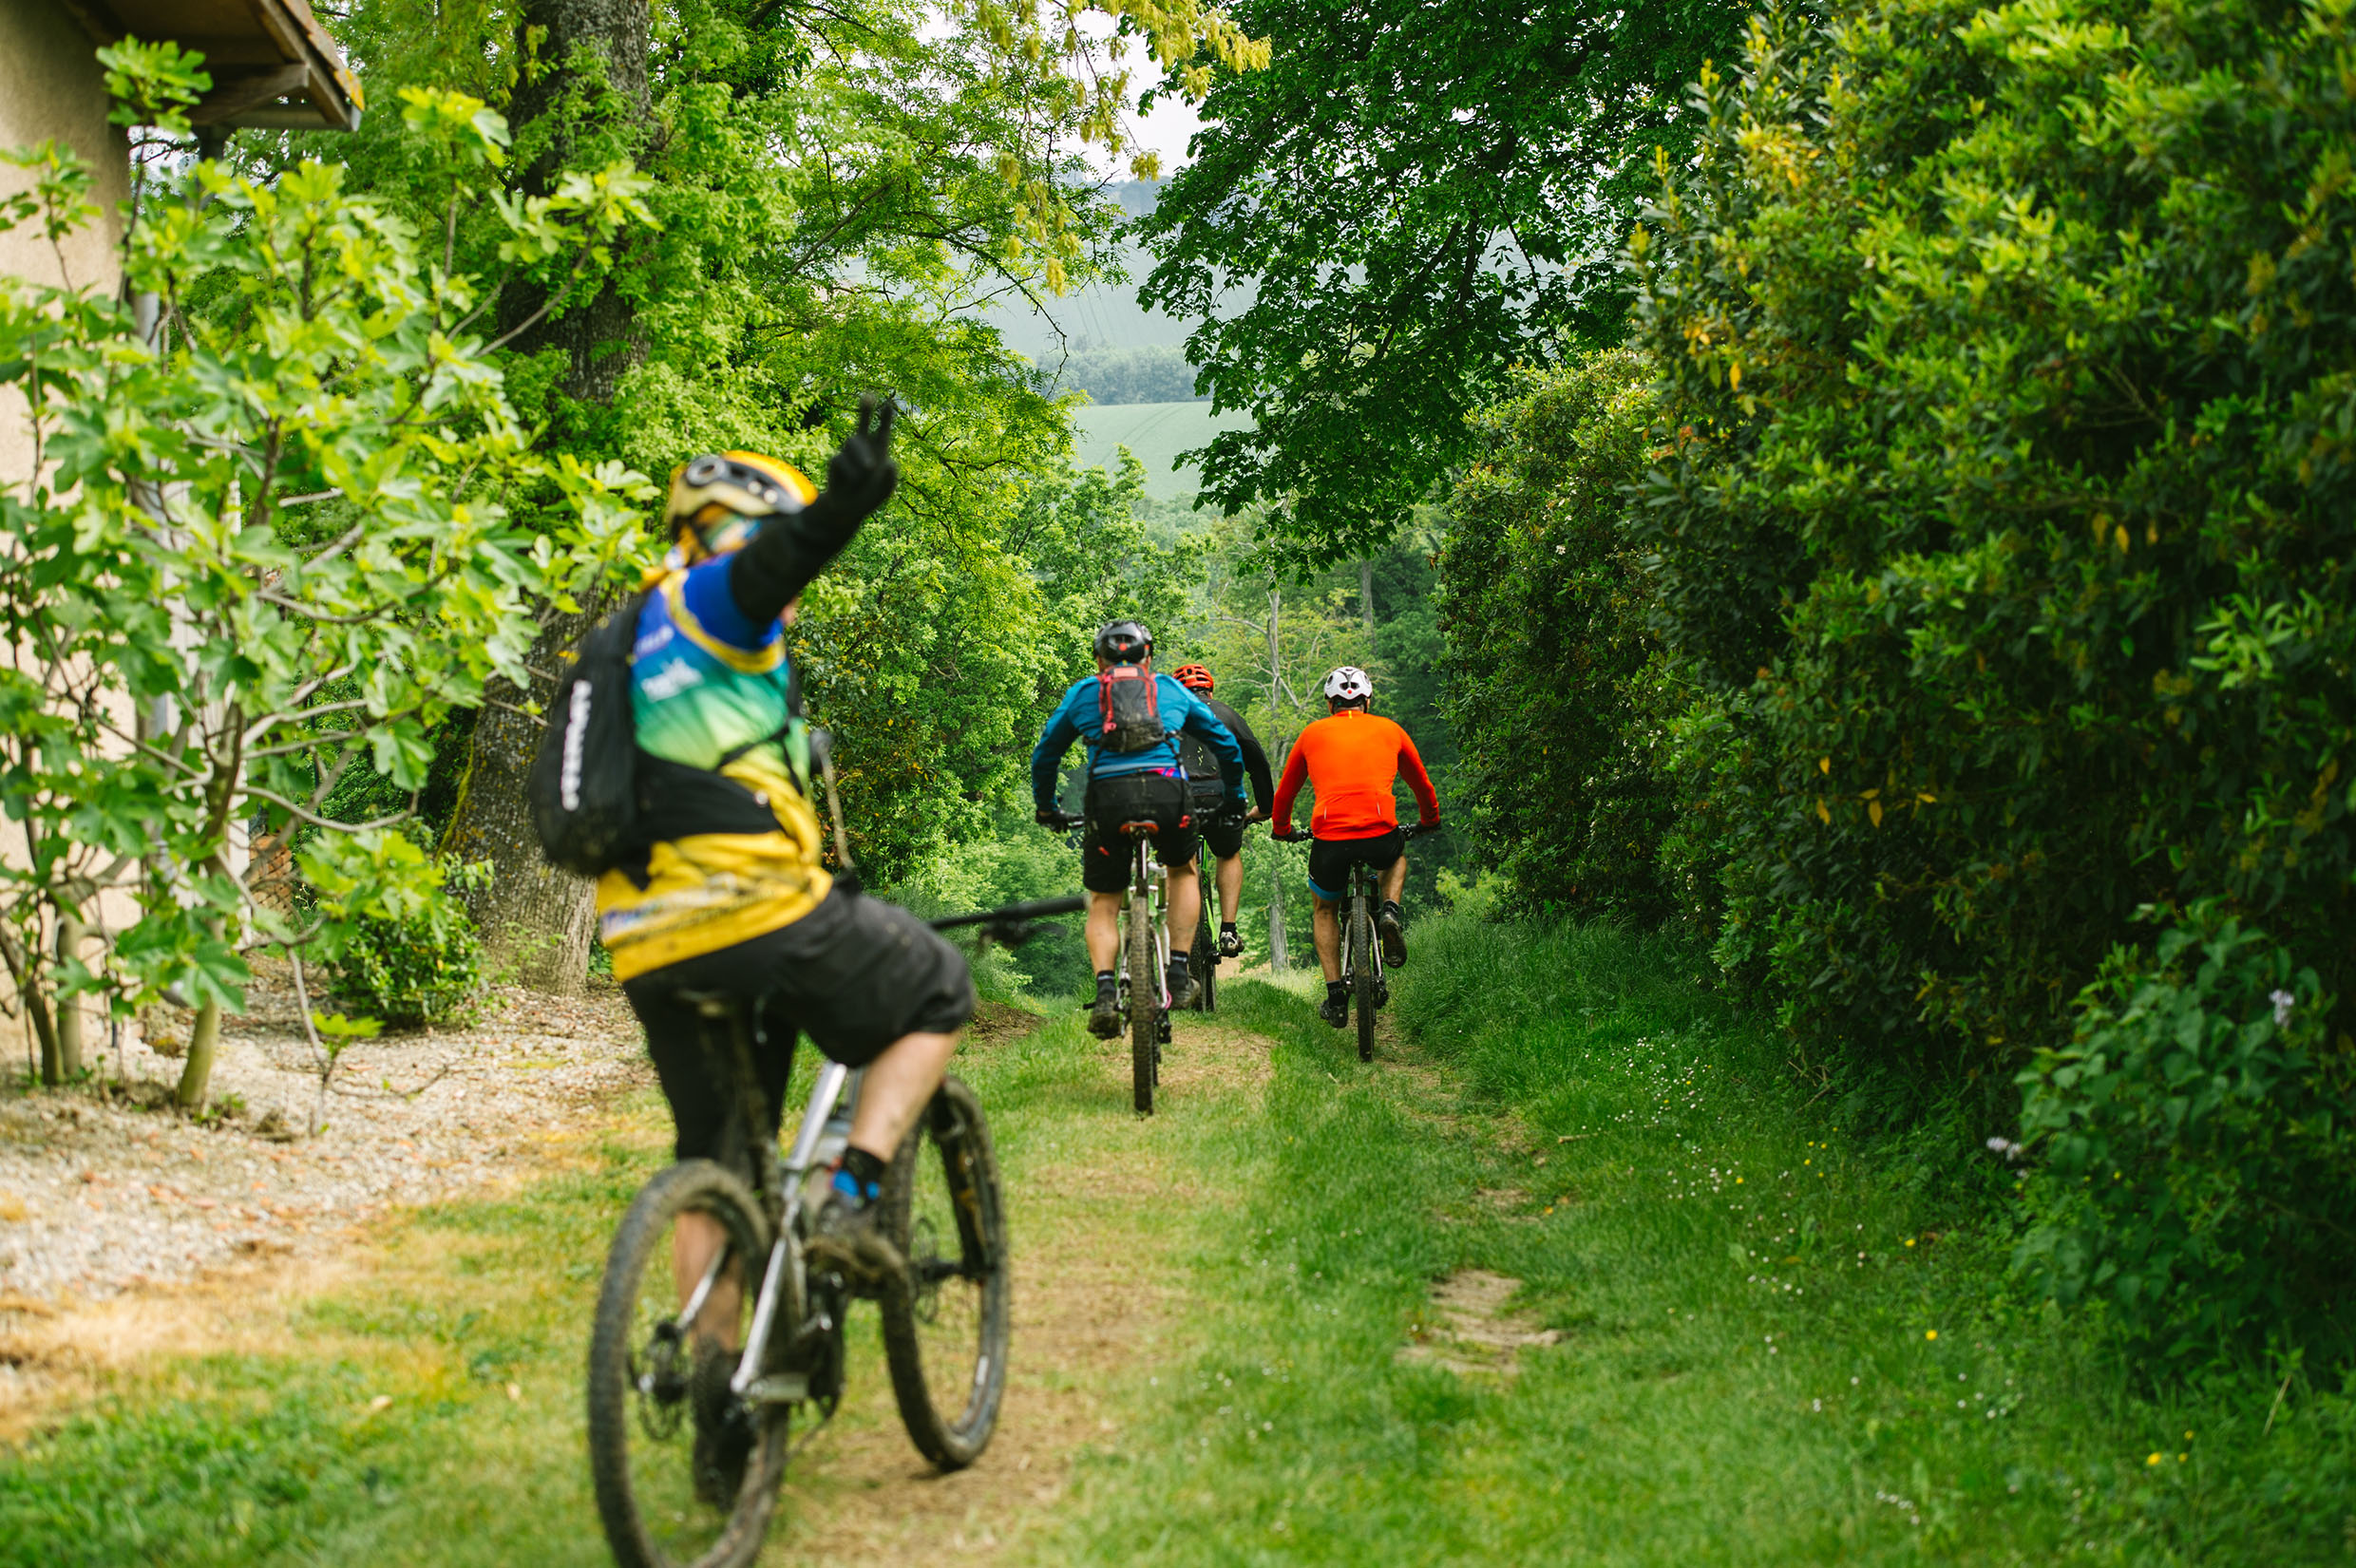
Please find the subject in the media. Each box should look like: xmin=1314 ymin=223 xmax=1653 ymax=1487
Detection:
xmin=730 ymin=396 xmax=899 ymax=625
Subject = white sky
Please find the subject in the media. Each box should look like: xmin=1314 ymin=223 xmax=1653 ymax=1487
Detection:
xmin=1122 ymin=89 xmax=1206 ymax=177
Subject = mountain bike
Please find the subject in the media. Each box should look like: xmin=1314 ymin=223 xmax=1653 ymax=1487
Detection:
xmin=1185 ymin=806 xmax=1244 ymax=1017
xmin=585 ymin=902 xmax=1041 ymax=1568
xmin=1047 ymin=810 xmax=1168 ymax=1114
xmin=1277 ymin=823 xmax=1438 ymax=1063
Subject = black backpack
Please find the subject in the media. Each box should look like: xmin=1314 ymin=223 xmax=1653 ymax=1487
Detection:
xmin=1095 ymin=663 xmax=1166 ymax=753
xmin=530 ymin=590 xmax=652 ymax=877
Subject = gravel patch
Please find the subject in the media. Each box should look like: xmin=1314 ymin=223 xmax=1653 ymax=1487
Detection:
xmin=0 ymin=971 xmax=651 ymax=1309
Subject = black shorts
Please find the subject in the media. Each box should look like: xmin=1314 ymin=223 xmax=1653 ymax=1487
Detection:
xmin=1195 ymin=801 xmax=1245 ymax=860
xmin=621 ymin=887 xmax=975 ymax=1163
xmin=1307 ymin=829 xmax=1406 ymax=903
xmin=1081 ymin=772 xmax=1199 ymax=894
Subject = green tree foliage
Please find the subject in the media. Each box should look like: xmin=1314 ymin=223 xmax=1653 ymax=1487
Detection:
xmin=1055 ymin=342 xmax=1206 ymax=406
xmin=256 ymin=2 xmax=1260 ymax=932
xmin=1135 ymin=0 xmax=1742 ymax=561
xmin=0 ymin=47 xmax=650 ymax=1101
xmin=1621 ymin=0 xmax=2356 ymax=1341
xmin=1437 ymin=349 xmax=1681 ymax=922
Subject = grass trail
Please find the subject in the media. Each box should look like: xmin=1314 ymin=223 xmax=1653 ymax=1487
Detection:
xmin=1052 ymin=923 xmax=2356 ymax=1565
xmin=6 ymin=920 xmax=2353 ymax=1564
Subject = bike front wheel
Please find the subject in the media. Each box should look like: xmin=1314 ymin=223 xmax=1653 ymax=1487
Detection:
xmin=879 ymin=1075 xmax=1012 ymax=1468
xmin=587 ymin=1161 xmax=789 ymax=1568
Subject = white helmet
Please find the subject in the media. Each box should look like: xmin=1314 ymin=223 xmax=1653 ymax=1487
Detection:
xmin=1322 ymin=666 xmax=1373 ymax=703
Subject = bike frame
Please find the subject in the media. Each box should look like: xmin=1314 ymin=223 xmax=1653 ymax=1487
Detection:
xmin=1115 ymin=825 xmax=1171 ymax=1016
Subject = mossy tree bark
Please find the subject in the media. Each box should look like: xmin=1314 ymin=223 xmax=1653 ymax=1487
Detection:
xmin=443 ymin=0 xmax=651 ymax=993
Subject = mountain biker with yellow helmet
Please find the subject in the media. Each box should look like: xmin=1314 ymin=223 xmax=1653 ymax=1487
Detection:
xmin=597 ymin=401 xmax=971 ymax=1500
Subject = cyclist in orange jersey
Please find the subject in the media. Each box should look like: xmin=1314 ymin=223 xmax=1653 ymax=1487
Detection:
xmin=1268 ymin=666 xmax=1441 ymax=1029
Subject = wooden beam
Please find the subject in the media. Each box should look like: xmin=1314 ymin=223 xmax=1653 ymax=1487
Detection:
xmin=186 ymin=65 xmax=309 ymax=124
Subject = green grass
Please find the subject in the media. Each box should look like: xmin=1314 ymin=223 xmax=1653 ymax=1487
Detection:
xmin=8 ymin=925 xmax=2351 ymax=1564
xmin=0 ymin=1005 xmax=1166 ymax=1567
xmin=1054 ymin=919 xmax=2356 ymax=1565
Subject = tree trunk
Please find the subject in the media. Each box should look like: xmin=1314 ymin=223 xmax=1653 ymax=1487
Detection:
xmin=444 ymin=0 xmax=653 ymax=993
xmin=51 ymin=911 xmax=83 ymax=1081
xmin=1360 ymin=557 xmax=1376 ymax=637
xmin=498 ymin=0 xmax=652 ymax=399
xmin=443 ymin=601 xmax=607 ymax=992
xmin=175 ymin=997 xmax=219 ymax=1109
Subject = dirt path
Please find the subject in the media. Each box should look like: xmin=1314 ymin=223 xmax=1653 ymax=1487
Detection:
xmin=0 ymin=1001 xmax=1278 ymax=1565
xmin=760 ymin=1019 xmax=1273 ymax=1565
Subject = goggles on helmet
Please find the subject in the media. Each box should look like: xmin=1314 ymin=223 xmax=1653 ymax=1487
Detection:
xmin=665 ymin=451 xmax=817 ymax=562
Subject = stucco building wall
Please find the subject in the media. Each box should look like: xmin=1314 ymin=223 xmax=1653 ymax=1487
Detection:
xmin=2 ymin=1 xmax=134 ymax=1072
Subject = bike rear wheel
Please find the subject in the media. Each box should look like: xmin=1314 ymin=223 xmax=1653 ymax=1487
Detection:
xmin=879 ymin=1075 xmax=1011 ymax=1468
xmin=1188 ymin=895 xmax=1216 ymax=1014
xmin=1351 ymin=893 xmax=1378 ymax=1063
xmin=1127 ymin=889 xmax=1158 ymax=1114
xmin=588 ymin=1161 xmax=789 ymax=1568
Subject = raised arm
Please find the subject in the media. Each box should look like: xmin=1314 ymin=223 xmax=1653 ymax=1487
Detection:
xmin=728 ymin=398 xmax=898 ymax=627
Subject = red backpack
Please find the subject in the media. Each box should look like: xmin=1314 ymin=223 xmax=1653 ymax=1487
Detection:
xmin=1095 ymin=663 xmax=1167 ymax=752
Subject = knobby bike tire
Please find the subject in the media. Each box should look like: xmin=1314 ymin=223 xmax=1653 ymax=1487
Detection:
xmin=1127 ymin=889 xmax=1157 ymax=1114
xmin=588 ymin=1160 xmax=788 ymax=1568
xmin=1189 ymin=898 xmax=1216 ymax=1014
xmin=1352 ymin=895 xmax=1378 ymax=1063
xmin=878 ymin=1075 xmax=1011 ymax=1469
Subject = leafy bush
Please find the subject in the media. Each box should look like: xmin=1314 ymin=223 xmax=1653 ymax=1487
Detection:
xmin=2015 ymin=907 xmax=2355 ymax=1352
xmin=1437 ymin=349 xmax=1682 ymax=920
xmin=1629 ymin=0 xmax=2356 ymax=1075
xmin=312 ymin=847 xmax=490 ymax=1029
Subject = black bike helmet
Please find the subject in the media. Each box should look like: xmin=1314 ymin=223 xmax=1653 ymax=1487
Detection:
xmin=1093 ymin=619 xmax=1153 ymax=664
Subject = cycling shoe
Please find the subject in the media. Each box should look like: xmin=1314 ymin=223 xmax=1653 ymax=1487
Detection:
xmin=805 ymin=1192 xmax=906 ymax=1290
xmin=1087 ymin=993 xmax=1121 ymax=1039
xmin=1218 ymin=927 xmax=1243 ymax=959
xmin=1378 ymin=902 xmax=1407 ymax=969
xmin=1318 ymin=992 xmax=1349 ymax=1030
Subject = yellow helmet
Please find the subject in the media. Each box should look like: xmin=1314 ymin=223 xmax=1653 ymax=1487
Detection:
xmin=664 ymin=450 xmax=818 ymax=562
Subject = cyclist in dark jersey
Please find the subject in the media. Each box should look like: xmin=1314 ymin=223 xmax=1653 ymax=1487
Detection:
xmin=1169 ymin=664 xmax=1273 ymax=956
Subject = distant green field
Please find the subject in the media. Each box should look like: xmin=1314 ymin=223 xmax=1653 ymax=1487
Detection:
xmin=1073 ymin=400 xmax=1252 ymax=500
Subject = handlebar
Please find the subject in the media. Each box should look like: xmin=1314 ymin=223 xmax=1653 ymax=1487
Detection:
xmin=1272 ymin=822 xmax=1442 ymax=842
xmin=926 ymin=895 xmax=1087 ymax=931
xmin=927 ymin=894 xmax=1087 ymax=949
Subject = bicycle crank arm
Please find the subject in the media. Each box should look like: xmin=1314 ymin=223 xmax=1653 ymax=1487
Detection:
xmin=740 ymin=1372 xmax=808 ymax=1406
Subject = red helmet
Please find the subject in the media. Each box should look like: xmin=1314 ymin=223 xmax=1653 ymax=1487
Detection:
xmin=1171 ymin=663 xmax=1215 ymax=694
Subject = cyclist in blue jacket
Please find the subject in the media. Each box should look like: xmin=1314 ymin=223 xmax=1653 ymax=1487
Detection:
xmin=1033 ymin=621 xmax=1246 ymax=1035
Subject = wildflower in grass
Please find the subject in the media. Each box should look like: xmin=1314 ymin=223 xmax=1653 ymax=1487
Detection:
xmin=1925 ymin=1330 xmax=1938 ymax=1340
xmin=2270 ymin=988 xmax=2295 ymax=1026
xmin=2148 ymin=1452 xmax=2163 ymax=1465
